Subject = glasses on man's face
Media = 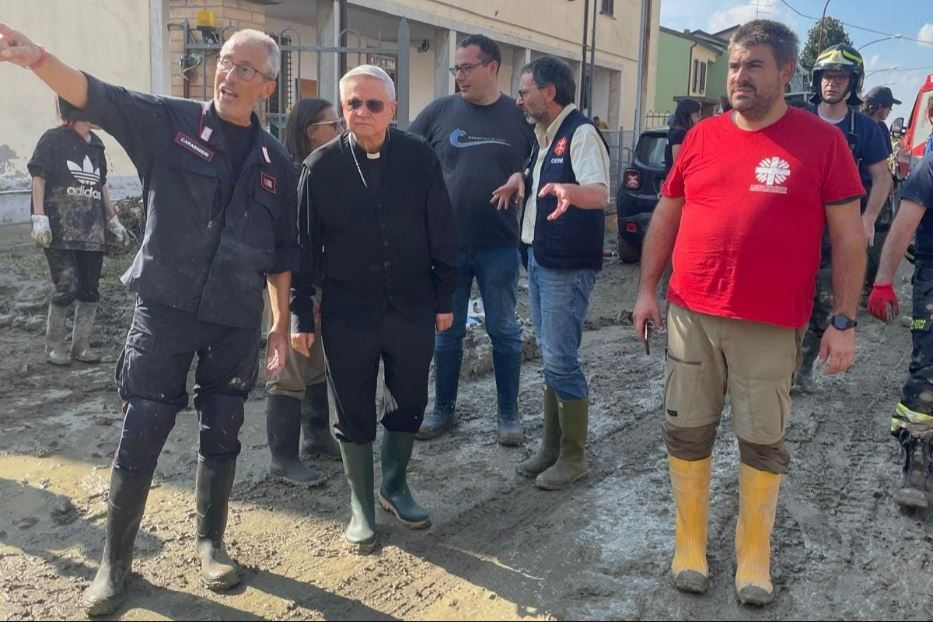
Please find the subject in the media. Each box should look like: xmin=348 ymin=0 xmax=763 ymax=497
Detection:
xmin=449 ymin=60 xmax=491 ymax=77
xmin=821 ymin=73 xmax=850 ymax=85
xmin=309 ymin=118 xmax=345 ymax=131
xmin=217 ymin=57 xmax=272 ymax=82
xmin=517 ymin=85 xmax=540 ymax=101
xmin=345 ymin=98 xmax=386 ymax=114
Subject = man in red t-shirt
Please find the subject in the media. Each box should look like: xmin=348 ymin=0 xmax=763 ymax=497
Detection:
xmin=633 ymin=20 xmax=865 ymax=606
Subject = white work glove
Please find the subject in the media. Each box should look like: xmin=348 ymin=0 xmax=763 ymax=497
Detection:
xmin=30 ymin=214 xmax=52 ymax=248
xmin=107 ymin=215 xmax=130 ymax=247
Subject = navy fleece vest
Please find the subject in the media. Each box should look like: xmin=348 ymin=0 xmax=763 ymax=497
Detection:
xmin=525 ymin=108 xmax=607 ymax=271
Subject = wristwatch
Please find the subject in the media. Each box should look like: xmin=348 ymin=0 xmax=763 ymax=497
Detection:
xmin=829 ymin=314 xmax=858 ymax=330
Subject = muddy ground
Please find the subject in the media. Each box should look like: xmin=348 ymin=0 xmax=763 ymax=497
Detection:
xmin=1 ymin=223 xmax=931 ymax=621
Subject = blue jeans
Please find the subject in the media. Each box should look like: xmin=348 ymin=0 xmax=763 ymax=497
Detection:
xmin=433 ymin=246 xmax=522 ymax=416
xmin=527 ymin=248 xmax=596 ymax=400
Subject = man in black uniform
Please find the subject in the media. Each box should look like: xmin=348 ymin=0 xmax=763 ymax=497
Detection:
xmin=868 ymin=152 xmax=933 ymax=510
xmin=292 ymin=65 xmax=458 ymax=552
xmin=797 ymin=44 xmax=891 ymax=393
xmin=0 ymin=24 xmax=298 ymax=615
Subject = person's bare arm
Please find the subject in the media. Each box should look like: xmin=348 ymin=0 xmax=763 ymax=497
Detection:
xmin=102 ymin=185 xmax=116 ymax=220
xmin=632 ymin=195 xmax=685 ymax=339
xmin=538 ymin=183 xmax=609 ymax=222
xmin=861 ymin=161 xmax=893 ymax=246
xmin=0 ymin=24 xmax=88 ymax=109
xmin=265 ymin=271 xmax=293 ymax=375
xmin=31 ymin=176 xmax=46 ymax=216
xmin=820 ymin=198 xmax=865 ymax=374
xmin=874 ymin=198 xmax=925 ymax=286
xmin=670 ymin=143 xmax=682 ymax=167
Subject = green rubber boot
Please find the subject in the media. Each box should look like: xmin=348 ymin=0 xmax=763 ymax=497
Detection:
xmin=338 ymin=441 xmax=378 ymax=553
xmin=536 ymin=397 xmax=589 ymax=490
xmin=378 ymin=430 xmax=431 ymax=529
xmin=517 ymin=385 xmax=561 ymax=478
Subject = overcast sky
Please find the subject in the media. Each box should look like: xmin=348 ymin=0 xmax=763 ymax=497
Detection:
xmin=659 ymin=0 xmax=933 ymax=121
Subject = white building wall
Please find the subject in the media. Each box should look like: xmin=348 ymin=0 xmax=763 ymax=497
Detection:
xmin=0 ymin=0 xmax=152 ymax=223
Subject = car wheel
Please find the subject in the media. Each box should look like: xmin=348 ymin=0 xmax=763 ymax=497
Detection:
xmin=618 ymin=238 xmax=641 ymax=264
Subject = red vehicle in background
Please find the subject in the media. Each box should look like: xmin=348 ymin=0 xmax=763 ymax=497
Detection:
xmin=892 ymin=73 xmax=933 ymax=179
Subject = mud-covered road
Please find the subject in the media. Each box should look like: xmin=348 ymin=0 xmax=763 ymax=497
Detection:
xmin=1 ymin=224 xmax=930 ymax=621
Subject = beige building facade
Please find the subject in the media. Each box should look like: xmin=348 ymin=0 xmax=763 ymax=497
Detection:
xmin=0 ymin=0 xmax=658 ymax=223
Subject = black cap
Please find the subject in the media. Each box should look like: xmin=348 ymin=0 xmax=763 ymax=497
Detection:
xmin=865 ymin=86 xmax=901 ymax=106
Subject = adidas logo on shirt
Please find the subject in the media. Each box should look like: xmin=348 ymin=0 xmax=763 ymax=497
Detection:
xmin=66 ymin=155 xmax=102 ymax=200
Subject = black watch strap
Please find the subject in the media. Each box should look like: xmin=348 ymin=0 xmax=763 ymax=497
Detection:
xmin=829 ymin=314 xmax=858 ymax=330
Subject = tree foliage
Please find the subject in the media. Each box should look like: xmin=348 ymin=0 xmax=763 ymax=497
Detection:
xmin=800 ymin=17 xmax=854 ymax=73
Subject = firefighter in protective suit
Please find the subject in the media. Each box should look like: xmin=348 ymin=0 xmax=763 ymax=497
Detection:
xmin=868 ymin=152 xmax=933 ymax=510
xmin=796 ymin=44 xmax=891 ymax=393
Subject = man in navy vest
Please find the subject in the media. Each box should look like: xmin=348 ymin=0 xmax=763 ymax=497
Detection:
xmin=493 ymin=56 xmax=610 ymax=490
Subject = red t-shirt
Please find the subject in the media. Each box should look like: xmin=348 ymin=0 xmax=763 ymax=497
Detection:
xmin=661 ymin=107 xmax=864 ymax=328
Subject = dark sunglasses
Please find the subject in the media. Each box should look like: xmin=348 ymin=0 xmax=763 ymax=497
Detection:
xmin=345 ymin=98 xmax=386 ymax=113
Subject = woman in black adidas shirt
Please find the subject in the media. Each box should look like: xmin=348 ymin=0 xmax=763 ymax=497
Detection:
xmin=28 ymin=117 xmax=129 ymax=366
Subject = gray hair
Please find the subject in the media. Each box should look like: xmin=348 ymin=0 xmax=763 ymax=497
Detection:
xmin=729 ymin=19 xmax=799 ymax=69
xmin=221 ymin=29 xmax=280 ymax=79
xmin=339 ymin=65 xmax=397 ymax=102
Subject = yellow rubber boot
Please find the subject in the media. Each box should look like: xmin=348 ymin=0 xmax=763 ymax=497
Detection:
xmin=735 ymin=463 xmax=782 ymax=606
xmin=668 ymin=455 xmax=712 ymax=593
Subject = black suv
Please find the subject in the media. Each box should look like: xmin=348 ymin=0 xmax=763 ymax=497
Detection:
xmin=616 ymin=126 xmax=668 ymax=263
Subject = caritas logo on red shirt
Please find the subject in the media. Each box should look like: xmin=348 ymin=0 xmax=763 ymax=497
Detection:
xmin=750 ymin=157 xmax=791 ymax=194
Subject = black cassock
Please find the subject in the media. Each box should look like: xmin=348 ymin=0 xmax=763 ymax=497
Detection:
xmin=293 ymin=129 xmax=459 ymax=443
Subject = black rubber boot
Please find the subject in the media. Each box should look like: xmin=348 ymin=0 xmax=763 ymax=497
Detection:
xmin=494 ymin=350 xmax=524 ymax=446
xmin=82 ymin=467 xmax=152 ymax=616
xmin=267 ymin=394 xmax=326 ymax=486
xmin=793 ymin=331 xmax=821 ymax=394
xmin=416 ymin=349 xmax=461 ymax=440
xmin=195 ymin=459 xmax=241 ymax=591
xmin=338 ymin=441 xmax=378 ymax=553
xmin=378 ymin=430 xmax=431 ymax=529
xmin=301 ymin=382 xmax=341 ymax=460
xmin=894 ymin=428 xmax=931 ymax=509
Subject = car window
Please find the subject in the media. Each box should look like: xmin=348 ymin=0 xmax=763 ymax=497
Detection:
xmin=636 ymin=134 xmax=667 ymax=168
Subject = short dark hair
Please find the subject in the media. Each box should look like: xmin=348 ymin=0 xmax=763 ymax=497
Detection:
xmin=521 ymin=56 xmax=576 ymax=107
xmin=458 ymin=34 xmax=501 ymax=72
xmin=729 ymin=19 xmax=799 ymax=69
xmin=283 ymin=97 xmax=335 ymax=163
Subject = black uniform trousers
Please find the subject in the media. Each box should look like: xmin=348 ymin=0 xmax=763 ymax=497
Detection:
xmin=44 ymin=248 xmax=103 ymax=306
xmin=322 ymin=306 xmax=435 ymax=444
xmin=112 ymin=298 xmax=260 ymax=475
xmin=902 ymin=261 xmax=933 ymax=415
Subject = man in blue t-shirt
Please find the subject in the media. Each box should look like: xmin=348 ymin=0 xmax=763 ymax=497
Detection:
xmin=796 ymin=44 xmax=892 ymax=393
xmin=867 ymin=152 xmax=933 ymax=510
xmin=409 ymin=34 xmax=534 ymax=445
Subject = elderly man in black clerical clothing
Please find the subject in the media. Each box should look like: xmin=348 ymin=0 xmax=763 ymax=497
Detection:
xmin=291 ymin=65 xmax=458 ymax=552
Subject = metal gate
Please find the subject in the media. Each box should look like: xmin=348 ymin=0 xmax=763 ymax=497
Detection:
xmin=179 ymin=18 xmax=411 ymax=131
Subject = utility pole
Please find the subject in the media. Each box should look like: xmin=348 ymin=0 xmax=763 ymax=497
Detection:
xmin=580 ymin=0 xmax=589 ymax=107
xmin=339 ymin=0 xmax=348 ymax=77
xmin=587 ymin=0 xmax=597 ymax=115
xmin=817 ymin=0 xmax=831 ymax=53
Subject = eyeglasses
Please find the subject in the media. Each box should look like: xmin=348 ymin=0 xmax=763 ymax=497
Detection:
xmin=821 ymin=73 xmax=850 ymax=85
xmin=345 ymin=98 xmax=386 ymax=114
xmin=449 ymin=60 xmax=491 ymax=76
xmin=517 ymin=85 xmax=541 ymax=100
xmin=217 ymin=57 xmax=274 ymax=82
xmin=309 ymin=119 xmax=345 ymax=131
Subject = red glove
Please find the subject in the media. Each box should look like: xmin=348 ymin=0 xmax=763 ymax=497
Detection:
xmin=868 ymin=283 xmax=899 ymax=322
